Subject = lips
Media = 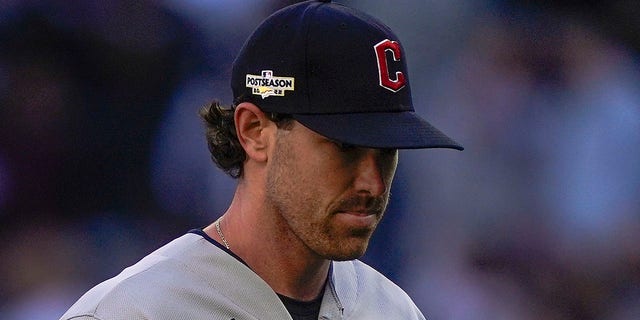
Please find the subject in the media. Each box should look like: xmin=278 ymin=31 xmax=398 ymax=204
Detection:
xmin=331 ymin=196 xmax=386 ymax=229
xmin=334 ymin=210 xmax=380 ymax=229
xmin=336 ymin=210 xmax=377 ymax=217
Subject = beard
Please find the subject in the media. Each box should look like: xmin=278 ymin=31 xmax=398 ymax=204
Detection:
xmin=265 ymin=135 xmax=389 ymax=261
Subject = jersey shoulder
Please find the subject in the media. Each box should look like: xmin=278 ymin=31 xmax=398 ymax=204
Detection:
xmin=331 ymin=260 xmax=426 ymax=320
xmin=59 ymin=233 xmax=290 ymax=320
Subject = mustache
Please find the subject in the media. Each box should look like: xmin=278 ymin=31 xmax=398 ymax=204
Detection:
xmin=333 ymin=194 xmax=388 ymax=215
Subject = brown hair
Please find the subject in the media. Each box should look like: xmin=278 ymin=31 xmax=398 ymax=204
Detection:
xmin=199 ymin=101 xmax=293 ymax=178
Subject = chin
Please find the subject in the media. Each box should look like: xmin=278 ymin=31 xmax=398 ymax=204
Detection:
xmin=324 ymin=242 xmax=369 ymax=261
xmin=329 ymin=253 xmax=365 ymax=262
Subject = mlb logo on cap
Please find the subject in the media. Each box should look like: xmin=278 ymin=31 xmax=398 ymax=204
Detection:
xmin=245 ymin=70 xmax=295 ymax=98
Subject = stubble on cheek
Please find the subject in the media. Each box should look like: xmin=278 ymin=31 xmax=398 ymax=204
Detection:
xmin=264 ymin=130 xmax=392 ymax=260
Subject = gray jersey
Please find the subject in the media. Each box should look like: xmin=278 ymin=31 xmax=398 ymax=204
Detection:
xmin=60 ymin=232 xmax=425 ymax=320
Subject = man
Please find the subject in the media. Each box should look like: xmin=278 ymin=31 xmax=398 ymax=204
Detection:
xmin=60 ymin=1 xmax=462 ymax=319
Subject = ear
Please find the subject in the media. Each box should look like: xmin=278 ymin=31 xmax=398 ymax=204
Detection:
xmin=234 ymin=102 xmax=275 ymax=163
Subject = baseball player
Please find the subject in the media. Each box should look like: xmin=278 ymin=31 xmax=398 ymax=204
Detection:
xmin=60 ymin=1 xmax=463 ymax=319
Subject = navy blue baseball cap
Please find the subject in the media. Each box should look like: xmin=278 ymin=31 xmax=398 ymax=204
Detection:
xmin=232 ymin=0 xmax=463 ymax=150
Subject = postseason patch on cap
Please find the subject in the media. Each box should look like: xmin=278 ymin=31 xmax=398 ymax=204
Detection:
xmin=246 ymin=70 xmax=295 ymax=99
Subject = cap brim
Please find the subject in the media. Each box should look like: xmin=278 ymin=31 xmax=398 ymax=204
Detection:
xmin=293 ymin=111 xmax=463 ymax=150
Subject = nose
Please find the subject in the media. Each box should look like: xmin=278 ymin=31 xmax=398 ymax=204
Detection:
xmin=353 ymin=148 xmax=398 ymax=197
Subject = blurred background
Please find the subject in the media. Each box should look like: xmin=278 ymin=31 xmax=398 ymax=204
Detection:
xmin=1 ymin=0 xmax=639 ymax=319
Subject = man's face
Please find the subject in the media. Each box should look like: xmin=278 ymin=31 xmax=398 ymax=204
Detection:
xmin=265 ymin=121 xmax=398 ymax=261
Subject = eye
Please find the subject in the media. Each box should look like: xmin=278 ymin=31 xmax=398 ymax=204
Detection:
xmin=331 ymin=140 xmax=357 ymax=152
xmin=338 ymin=142 xmax=357 ymax=152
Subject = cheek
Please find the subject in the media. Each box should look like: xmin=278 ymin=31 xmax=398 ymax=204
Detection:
xmin=269 ymin=141 xmax=341 ymax=205
xmin=301 ymin=146 xmax=354 ymax=186
xmin=384 ymin=154 xmax=399 ymax=185
xmin=300 ymin=160 xmax=348 ymax=201
xmin=313 ymin=160 xmax=355 ymax=197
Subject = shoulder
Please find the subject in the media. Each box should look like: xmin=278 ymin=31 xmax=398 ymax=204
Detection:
xmin=60 ymin=232 xmax=292 ymax=320
xmin=60 ymin=233 xmax=237 ymax=319
xmin=331 ymin=260 xmax=426 ymax=320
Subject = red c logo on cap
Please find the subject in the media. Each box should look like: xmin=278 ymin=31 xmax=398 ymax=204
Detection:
xmin=374 ymin=39 xmax=406 ymax=92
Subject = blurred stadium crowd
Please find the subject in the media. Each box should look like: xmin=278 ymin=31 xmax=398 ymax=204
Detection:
xmin=1 ymin=0 xmax=639 ymax=319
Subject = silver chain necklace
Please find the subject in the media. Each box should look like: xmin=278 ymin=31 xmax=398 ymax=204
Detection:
xmin=214 ymin=218 xmax=230 ymax=250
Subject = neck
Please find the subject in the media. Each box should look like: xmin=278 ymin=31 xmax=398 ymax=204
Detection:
xmin=204 ymin=181 xmax=330 ymax=301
